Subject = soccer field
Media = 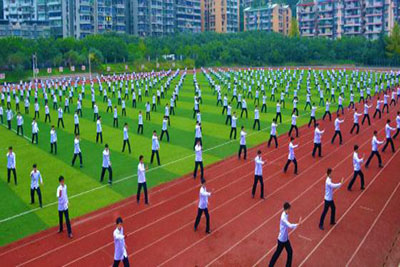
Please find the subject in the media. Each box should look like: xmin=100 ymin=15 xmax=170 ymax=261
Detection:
xmin=0 ymin=67 xmax=391 ymax=246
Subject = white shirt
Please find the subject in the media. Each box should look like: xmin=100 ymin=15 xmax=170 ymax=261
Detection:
xmin=74 ymin=138 xmax=81 ymax=153
xmin=50 ymin=129 xmax=57 ymax=143
xmin=353 ymin=152 xmax=363 ymax=171
xmin=57 ymin=184 xmax=68 ymax=211
xmin=32 ymin=121 xmax=39 ymax=134
xmin=113 ymin=227 xmax=127 ymax=261
xmin=30 ymin=170 xmax=43 ymax=189
xmin=396 ymin=115 xmax=400 ymax=129
xmin=195 ymin=125 xmax=202 ymax=138
xmin=195 ymin=144 xmax=202 ymax=162
xmin=102 ymin=150 xmax=111 ymax=167
xmin=231 ymin=116 xmax=237 ymax=128
xmin=334 ymin=118 xmax=344 ymax=131
xmin=291 ymin=114 xmax=297 ymax=126
xmin=385 ymin=123 xmax=395 ymax=138
xmin=152 ymin=135 xmax=159 ymax=150
xmin=278 ymin=211 xmax=298 ymax=242
xmin=7 ymin=152 xmax=16 ymax=169
xmin=311 ymin=106 xmax=316 ymax=117
xmin=353 ymin=112 xmax=361 ymax=124
xmin=162 ymin=119 xmax=168 ymax=131
xmin=288 ymin=142 xmax=298 ymax=160
xmin=314 ymin=127 xmax=324 ymax=144
xmin=137 ymin=162 xmax=146 ymax=183
xmin=97 ymin=120 xmax=102 ymax=133
xmin=123 ymin=127 xmax=129 ymax=140
xmin=240 ymin=130 xmax=246 ymax=145
xmin=270 ymin=122 xmax=277 ymax=135
xmin=324 ymin=177 xmax=341 ymax=201
xmin=254 ymin=155 xmax=264 ymax=176
xmin=371 ymin=136 xmax=383 ymax=151
xmin=138 ymin=114 xmax=143 ymax=125
xmin=16 ymin=115 xmax=23 ymax=126
xmin=198 ymin=186 xmax=211 ymax=209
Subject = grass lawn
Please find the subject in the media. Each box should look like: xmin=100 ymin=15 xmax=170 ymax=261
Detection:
xmin=0 ymin=68 xmax=390 ymax=246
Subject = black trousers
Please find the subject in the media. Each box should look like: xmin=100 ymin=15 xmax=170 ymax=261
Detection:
xmin=275 ymin=112 xmax=282 ymax=123
xmin=304 ymin=102 xmax=311 ymax=110
xmin=394 ymin=128 xmax=400 ymax=139
xmin=373 ymin=109 xmax=381 ymax=119
xmin=113 ymin=257 xmax=130 ymax=267
xmin=240 ymin=108 xmax=248 ymax=118
xmin=72 ymin=152 xmax=83 ymax=166
xmin=288 ymin=125 xmax=298 ymax=137
xmin=45 ymin=114 xmax=51 ymax=123
xmin=283 ymin=159 xmax=297 ymax=174
xmin=337 ymin=105 xmax=344 ymax=115
xmin=253 ymin=119 xmax=260 ymax=130
xmin=113 ymin=118 xmax=118 ymax=128
xmin=348 ymin=170 xmax=365 ymax=190
xmin=308 ymin=116 xmax=316 ymax=128
xmin=146 ymin=112 xmax=150 ymax=120
xmin=16 ymin=125 xmax=23 ymax=136
xmin=194 ymin=208 xmax=210 ymax=233
xmin=100 ymin=166 xmax=113 ymax=183
xmin=331 ymin=131 xmax=343 ymax=144
xmin=230 ymin=127 xmax=237 ymax=139
xmin=160 ymin=130 xmax=170 ymax=142
xmin=362 ymin=114 xmax=371 ymax=126
xmin=382 ymin=138 xmax=395 ymax=153
xmin=222 ymin=106 xmax=227 ymax=114
xmin=382 ymin=104 xmax=389 ymax=113
xmin=261 ymin=104 xmax=267 ymax=112
xmin=151 ymin=150 xmax=161 ymax=165
xmin=323 ymin=111 xmax=332 ymax=121
xmin=365 ymin=151 xmax=382 ymax=167
xmin=350 ymin=123 xmax=360 ymax=134
xmin=137 ymin=182 xmax=148 ymax=204
xmin=268 ymin=135 xmax=278 ymax=148
xmin=59 ymin=209 xmax=72 ymax=235
xmin=7 ymin=168 xmax=17 ymax=184
xmin=7 ymin=120 xmax=11 ymax=129
xmin=31 ymin=133 xmax=38 ymax=144
xmin=193 ymin=161 xmax=204 ymax=180
xmin=225 ymin=115 xmax=231 ymax=125
xmin=30 ymin=187 xmax=42 ymax=207
xmin=96 ymin=132 xmax=103 ymax=143
xmin=93 ymin=113 xmax=98 ymax=121
xmin=238 ymin=145 xmax=247 ymax=159
xmin=122 ymin=139 xmax=131 ymax=153
xmin=74 ymin=124 xmax=80 ymax=135
xmin=57 ymin=118 xmax=64 ymax=128
xmin=312 ymin=143 xmax=322 ymax=157
xmin=252 ymin=175 xmax=264 ymax=198
xmin=319 ymin=200 xmax=336 ymax=227
xmin=269 ymin=240 xmax=293 ymax=267
xmin=51 ymin=142 xmax=57 ymax=154
xmin=137 ymin=124 xmax=143 ymax=134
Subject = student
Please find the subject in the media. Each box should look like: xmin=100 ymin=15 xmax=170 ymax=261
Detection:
xmin=145 ymin=101 xmax=151 ymax=120
xmin=160 ymin=116 xmax=170 ymax=142
xmin=57 ymin=107 xmax=64 ymax=128
xmin=288 ymin=113 xmax=298 ymax=138
xmin=150 ymin=131 xmax=161 ymax=166
xmin=268 ymin=202 xmax=301 ymax=267
xmin=164 ymin=104 xmax=171 ymax=126
xmin=194 ymin=180 xmax=211 ymax=234
xmin=382 ymin=93 xmax=389 ymax=113
xmin=0 ymin=106 xmax=3 ymax=123
xmin=57 ymin=176 xmax=72 ymax=238
xmin=308 ymin=104 xmax=317 ymax=128
xmin=122 ymin=123 xmax=131 ymax=154
xmin=34 ymin=100 xmax=40 ymax=119
xmin=362 ymin=101 xmax=372 ymax=126
xmin=230 ymin=112 xmax=237 ymax=140
xmin=96 ymin=116 xmax=103 ymax=144
xmin=292 ymin=97 xmax=299 ymax=116
xmin=312 ymin=123 xmax=325 ymax=158
xmin=275 ymin=101 xmax=282 ymax=123
xmin=107 ymin=98 xmax=112 ymax=113
xmin=252 ymin=150 xmax=265 ymax=199
xmin=319 ymin=168 xmax=343 ymax=230
xmin=337 ymin=95 xmax=344 ymax=115
xmin=365 ymin=131 xmax=384 ymax=168
xmin=305 ymin=93 xmax=312 ymax=111
xmin=93 ymin=103 xmax=99 ymax=121
xmin=50 ymin=125 xmax=57 ymax=154
xmin=194 ymin=122 xmax=202 ymax=149
xmin=121 ymin=100 xmax=126 ymax=116
xmin=382 ymin=119 xmax=396 ymax=153
xmin=64 ymin=97 xmax=70 ymax=113
xmin=225 ymin=103 xmax=232 ymax=125
xmin=6 ymin=147 xmax=17 ymax=185
xmin=71 ymin=135 xmax=83 ymax=168
xmin=394 ymin=111 xmax=400 ymax=139
xmin=30 ymin=164 xmax=43 ymax=208
xmin=322 ymin=100 xmax=332 ymax=121
xmin=74 ymin=111 xmax=80 ymax=135
xmin=261 ymin=94 xmax=267 ymax=113
xmin=137 ymin=111 xmax=144 ymax=134
xmin=44 ymin=104 xmax=51 ymax=123
xmin=331 ymin=114 xmax=344 ymax=145
xmin=100 ymin=144 xmax=113 ymax=185
xmin=113 ymin=217 xmax=130 ymax=267
xmin=253 ymin=106 xmax=260 ymax=130
xmin=113 ymin=106 xmax=119 ymax=128
xmin=268 ymin=119 xmax=278 ymax=148
xmin=6 ymin=107 xmax=13 ymax=130
xmin=350 ymin=109 xmax=362 ymax=135
xmin=31 ymin=118 xmax=39 ymax=144
xmin=137 ymin=155 xmax=148 ymax=205
xmin=16 ymin=112 xmax=24 ymax=136
xmin=238 ymin=126 xmax=247 ymax=160
xmin=373 ymin=97 xmax=383 ymax=119
xmin=193 ymin=141 xmax=204 ymax=182
xmin=283 ymin=137 xmax=298 ymax=174
xmin=240 ymin=98 xmax=248 ymax=118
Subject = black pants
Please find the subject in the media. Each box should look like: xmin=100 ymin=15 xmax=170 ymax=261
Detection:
xmin=160 ymin=130 xmax=170 ymax=142
xmin=45 ymin=114 xmax=51 ymax=123
xmin=93 ymin=113 xmax=98 ymax=121
xmin=146 ymin=112 xmax=150 ymax=120
xmin=337 ymin=105 xmax=344 ymax=115
xmin=51 ymin=142 xmax=57 ymax=154
xmin=96 ymin=132 xmax=103 ymax=143
xmin=59 ymin=209 xmax=72 ymax=235
xmin=113 ymin=257 xmax=130 ymax=267
xmin=269 ymin=240 xmax=293 ymax=267
xmin=100 ymin=166 xmax=113 ymax=184
xmin=193 ymin=161 xmax=204 ymax=180
xmin=382 ymin=138 xmax=395 ymax=153
xmin=261 ymin=104 xmax=267 ymax=112
xmin=350 ymin=123 xmax=359 ymax=134
xmin=225 ymin=115 xmax=231 ymax=125
xmin=122 ymin=139 xmax=131 ymax=153
xmin=230 ymin=127 xmax=237 ymax=139
xmin=275 ymin=112 xmax=282 ymax=123
xmin=137 ymin=124 xmax=143 ymax=134
xmin=362 ymin=114 xmax=371 ymax=125
xmin=348 ymin=101 xmax=355 ymax=109
xmin=240 ymin=108 xmax=248 ymax=118
xmin=382 ymin=104 xmax=389 ymax=113
xmin=366 ymin=151 xmax=382 ymax=167
xmin=253 ymin=119 xmax=260 ymax=130
xmin=74 ymin=124 xmax=80 ymax=135
xmin=57 ymin=118 xmax=64 ymax=128
xmin=238 ymin=145 xmax=247 ymax=159
xmin=7 ymin=120 xmax=11 ymax=129
xmin=331 ymin=131 xmax=343 ymax=144
xmin=72 ymin=152 xmax=83 ymax=166
xmin=34 ymin=111 xmax=39 ymax=119
xmin=373 ymin=109 xmax=381 ymax=119
xmin=283 ymin=159 xmax=297 ymax=174
xmin=122 ymin=108 xmax=126 ymax=116
xmin=194 ymin=208 xmax=210 ymax=233
xmin=16 ymin=125 xmax=23 ymax=136
xmin=288 ymin=125 xmax=298 ymax=137
xmin=304 ymin=102 xmax=311 ymax=110
xmin=30 ymin=187 xmax=42 ymax=207
xmin=137 ymin=182 xmax=148 ymax=204
xmin=308 ymin=116 xmax=316 ymax=128
xmin=323 ymin=111 xmax=332 ymax=121
xmin=268 ymin=135 xmax=278 ymax=148
xmin=252 ymin=175 xmax=264 ymax=198
xmin=319 ymin=200 xmax=336 ymax=227
xmin=394 ymin=128 xmax=400 ymax=139
xmin=113 ymin=118 xmax=118 ymax=128
xmin=7 ymin=168 xmax=17 ymax=184
xmin=348 ymin=170 xmax=365 ymax=190
xmin=222 ymin=106 xmax=227 ymax=114
xmin=151 ymin=150 xmax=161 ymax=165
xmin=312 ymin=143 xmax=322 ymax=157
xmin=132 ymin=100 xmax=136 ymax=108
xmin=32 ymin=133 xmax=38 ymax=144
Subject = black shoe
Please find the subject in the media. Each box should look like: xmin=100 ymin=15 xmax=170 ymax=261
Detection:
xmin=319 ymin=225 xmax=324 ymax=230
xmin=361 ymin=187 xmax=365 ymax=190
xmin=330 ymin=222 xmax=336 ymax=226
xmin=194 ymin=227 xmax=197 ymax=232
xmin=261 ymin=197 xmax=265 ymax=200
xmin=68 ymin=234 xmax=73 ymax=238
xmin=206 ymin=230 xmax=211 ymax=234
xmin=379 ymin=164 xmax=384 ymax=168
xmin=347 ymin=188 xmax=352 ymax=192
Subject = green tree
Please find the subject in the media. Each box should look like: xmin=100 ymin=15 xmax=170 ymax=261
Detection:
xmin=289 ymin=18 xmax=300 ymax=38
xmin=386 ymin=22 xmax=400 ymax=58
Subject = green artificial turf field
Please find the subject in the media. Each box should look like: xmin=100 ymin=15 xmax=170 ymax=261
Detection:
xmin=0 ymin=68 xmax=392 ymax=245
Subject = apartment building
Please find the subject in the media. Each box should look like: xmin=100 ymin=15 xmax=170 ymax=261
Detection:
xmin=201 ymin=0 xmax=240 ymax=33
xmin=244 ymin=3 xmax=292 ymax=35
xmin=176 ymin=0 xmax=201 ymax=33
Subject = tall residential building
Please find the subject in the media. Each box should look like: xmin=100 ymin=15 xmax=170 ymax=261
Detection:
xmin=176 ymin=0 xmax=201 ymax=33
xmin=3 ymin=0 xmax=38 ymax=23
xmin=201 ymin=0 xmax=240 ymax=33
xmin=244 ymin=3 xmax=292 ymax=35
xmin=297 ymin=0 xmax=396 ymax=40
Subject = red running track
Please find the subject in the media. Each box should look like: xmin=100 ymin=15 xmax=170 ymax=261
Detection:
xmin=1 ymin=101 xmax=400 ymax=267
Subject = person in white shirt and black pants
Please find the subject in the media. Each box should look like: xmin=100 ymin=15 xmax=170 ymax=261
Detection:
xmin=100 ymin=144 xmax=113 ymax=185
xmin=31 ymin=118 xmax=39 ymax=144
xmin=252 ymin=150 xmax=265 ymax=199
xmin=150 ymin=131 xmax=161 ymax=165
xmin=348 ymin=145 xmax=365 ymax=191
xmin=194 ymin=122 xmax=202 ymax=150
xmin=319 ymin=168 xmax=343 ymax=230
xmin=122 ymin=123 xmax=131 ymax=154
xmin=71 ymin=135 xmax=83 ymax=168
xmin=230 ymin=112 xmax=237 ymax=139
xmin=331 ymin=114 xmax=344 ymax=145
xmin=96 ymin=117 xmax=103 ymax=144
xmin=137 ymin=155 xmax=148 ymax=205
xmin=382 ymin=119 xmax=396 ymax=153
xmin=50 ymin=125 xmax=57 ymax=154
xmin=194 ymin=180 xmax=211 ymax=234
xmin=7 ymin=146 xmax=17 ymax=185
xmin=283 ymin=137 xmax=298 ymax=174
xmin=160 ymin=116 xmax=170 ymax=142
xmin=312 ymin=123 xmax=325 ymax=157
xmin=238 ymin=126 xmax=247 ymax=160
xmin=113 ymin=217 xmax=130 ymax=267
xmin=268 ymin=119 xmax=278 ymax=148
xmin=57 ymin=176 xmax=72 ymax=238
xmin=30 ymin=164 xmax=43 ymax=208
xmin=269 ymin=202 xmax=301 ymax=267
xmin=365 ymin=130 xmax=384 ymax=168
xmin=193 ymin=141 xmax=205 ymax=182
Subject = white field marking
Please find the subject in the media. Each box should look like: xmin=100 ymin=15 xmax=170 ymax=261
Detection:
xmin=298 ymin=235 xmax=313 ymax=242
xmin=359 ymin=205 xmax=374 ymax=212
xmin=346 ymin=181 xmax=400 ymax=267
xmin=1 ymin=123 xmax=31 ymax=141
xmin=298 ymin=149 xmax=400 ymax=267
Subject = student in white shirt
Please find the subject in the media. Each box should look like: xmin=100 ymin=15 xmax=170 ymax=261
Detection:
xmin=348 ymin=145 xmax=365 ymax=191
xmin=319 ymin=168 xmax=343 ymax=230
xmin=113 ymin=217 xmax=130 ymax=267
xmin=238 ymin=126 xmax=247 ymax=160
xmin=137 ymin=155 xmax=148 ymax=204
xmin=137 ymin=110 xmax=144 ymax=134
xmin=7 ymin=146 xmax=17 ymax=185
xmin=253 ymin=106 xmax=260 ymax=130
xmin=292 ymin=97 xmax=299 ymax=116
xmin=193 ymin=141 xmax=204 ymax=182
xmin=93 ymin=103 xmax=99 ymax=121
xmin=160 ymin=116 xmax=170 ymax=142
xmin=312 ymin=123 xmax=325 ymax=158
xmin=145 ymin=101 xmax=151 ymax=120
xmin=225 ymin=103 xmax=232 ymax=125
xmin=308 ymin=104 xmax=317 ymax=128
xmin=194 ymin=122 xmax=202 ymax=149
xmin=230 ymin=112 xmax=237 ymax=140
xmin=31 ymin=118 xmax=39 ymax=144
xmin=365 ymin=130 xmax=384 ymax=168
xmin=122 ymin=123 xmax=131 ymax=154
xmin=373 ymin=97 xmax=383 ymax=119
xmin=30 ymin=164 xmax=43 ymax=208
xmin=6 ymin=107 xmax=13 ymax=130
xmin=382 ymin=93 xmax=389 ymax=113
xmin=71 ymin=134 xmax=83 ymax=168
xmin=382 ymin=119 xmax=396 ymax=153
xmin=269 ymin=202 xmax=301 ymax=267
xmin=268 ymin=119 xmax=279 ymax=148
xmin=96 ymin=116 xmax=103 ymax=144
xmin=113 ymin=106 xmax=119 ymax=128
xmin=16 ymin=112 xmax=24 ymax=136
xmin=194 ymin=180 xmax=211 ymax=234
xmin=150 ymin=131 xmax=161 ymax=166
xmin=275 ymin=101 xmax=282 ymax=123
xmin=393 ymin=111 xmax=400 ymax=139
xmin=331 ymin=114 xmax=344 ymax=145
xmin=240 ymin=98 xmax=248 ymax=118
xmin=361 ymin=101 xmax=372 ymax=126
xmin=57 ymin=176 xmax=72 ymax=238
xmin=283 ymin=137 xmax=298 ymax=174
xmin=50 ymin=125 xmax=57 ymax=154
xmin=100 ymin=144 xmax=113 ymax=185
xmin=322 ymin=99 xmax=332 ymax=121
xmin=44 ymin=104 xmax=51 ymax=123
xmin=252 ymin=150 xmax=265 ymax=199
xmin=34 ymin=100 xmax=40 ymax=119
xmin=337 ymin=95 xmax=344 ymax=115
xmin=350 ymin=108 xmax=362 ymax=135
xmin=57 ymin=107 xmax=64 ymax=128
xmin=288 ymin=114 xmax=298 ymax=138
xmin=74 ymin=111 xmax=80 ymax=135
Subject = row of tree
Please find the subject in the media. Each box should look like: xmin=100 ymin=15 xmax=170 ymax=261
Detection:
xmin=0 ymin=29 xmax=399 ymax=73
